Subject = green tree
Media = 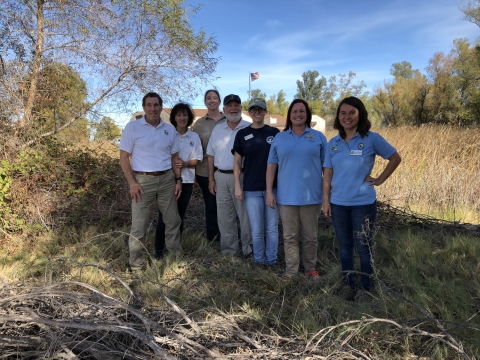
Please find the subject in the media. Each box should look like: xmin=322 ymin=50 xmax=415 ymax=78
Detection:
xmin=242 ymin=89 xmax=266 ymax=110
xmin=25 ymin=62 xmax=87 ymax=137
xmin=321 ymin=72 xmax=367 ymax=118
xmin=461 ymin=0 xmax=480 ymax=27
xmin=390 ymin=61 xmax=416 ymax=79
xmin=0 ymin=0 xmax=218 ymax=144
xmin=426 ymin=52 xmax=457 ymax=124
xmin=264 ymin=90 xmax=288 ymax=116
xmin=93 ymin=117 xmax=121 ymax=141
xmin=295 ymin=70 xmax=326 ymax=102
xmin=275 ymin=90 xmax=289 ymax=117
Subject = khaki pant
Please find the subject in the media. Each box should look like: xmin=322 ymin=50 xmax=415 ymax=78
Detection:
xmin=279 ymin=204 xmax=320 ymax=276
xmin=214 ymin=171 xmax=252 ymax=255
xmin=129 ymin=171 xmax=181 ymax=269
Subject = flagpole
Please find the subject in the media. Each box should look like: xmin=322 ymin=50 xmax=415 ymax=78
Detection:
xmin=248 ymin=72 xmax=251 ymax=101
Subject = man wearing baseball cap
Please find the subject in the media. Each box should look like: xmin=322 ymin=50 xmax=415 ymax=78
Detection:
xmin=206 ymin=94 xmax=252 ymax=256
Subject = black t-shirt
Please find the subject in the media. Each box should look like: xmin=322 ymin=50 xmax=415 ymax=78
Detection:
xmin=232 ymin=125 xmax=279 ymax=191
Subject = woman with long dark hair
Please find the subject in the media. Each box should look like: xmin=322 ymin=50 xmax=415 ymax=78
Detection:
xmin=322 ymin=96 xmax=401 ymax=300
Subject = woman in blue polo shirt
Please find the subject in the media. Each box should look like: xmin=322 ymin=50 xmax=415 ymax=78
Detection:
xmin=266 ymin=99 xmax=327 ymax=279
xmin=322 ymin=96 xmax=401 ymax=300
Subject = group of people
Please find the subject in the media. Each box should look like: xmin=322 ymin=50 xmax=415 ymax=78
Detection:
xmin=119 ymin=90 xmax=401 ymax=300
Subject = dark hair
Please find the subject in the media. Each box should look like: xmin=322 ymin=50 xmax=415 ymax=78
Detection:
xmin=170 ymin=103 xmax=195 ymax=128
xmin=203 ymin=89 xmax=221 ymax=102
xmin=142 ymin=92 xmax=163 ymax=107
xmin=284 ymin=99 xmax=312 ymax=131
xmin=334 ymin=96 xmax=371 ymax=138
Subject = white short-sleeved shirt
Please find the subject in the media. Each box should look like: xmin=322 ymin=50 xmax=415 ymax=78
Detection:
xmin=119 ymin=117 xmax=179 ymax=171
xmin=177 ymin=129 xmax=203 ymax=183
xmin=206 ymin=119 xmax=250 ymax=170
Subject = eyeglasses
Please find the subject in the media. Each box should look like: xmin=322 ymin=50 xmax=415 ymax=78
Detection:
xmin=249 ymin=107 xmax=265 ymax=114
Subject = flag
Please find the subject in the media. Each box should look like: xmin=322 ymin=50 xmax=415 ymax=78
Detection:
xmin=250 ymin=72 xmax=260 ymax=81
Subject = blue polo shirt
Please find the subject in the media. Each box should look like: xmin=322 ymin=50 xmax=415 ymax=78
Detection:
xmin=267 ymin=127 xmax=327 ymax=205
xmin=324 ymin=131 xmax=396 ymax=206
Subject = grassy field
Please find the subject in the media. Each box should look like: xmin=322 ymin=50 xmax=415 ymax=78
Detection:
xmin=0 ymin=126 xmax=479 ymax=358
xmin=331 ymin=125 xmax=480 ymax=224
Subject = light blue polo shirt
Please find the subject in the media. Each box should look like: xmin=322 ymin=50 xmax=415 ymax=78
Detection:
xmin=267 ymin=127 xmax=327 ymax=205
xmin=324 ymin=131 xmax=396 ymax=206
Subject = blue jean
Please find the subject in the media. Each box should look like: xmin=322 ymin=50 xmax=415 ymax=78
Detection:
xmin=244 ymin=190 xmax=279 ymax=265
xmin=331 ymin=202 xmax=377 ymax=291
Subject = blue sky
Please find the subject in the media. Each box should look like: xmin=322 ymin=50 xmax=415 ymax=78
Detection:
xmin=182 ymin=0 xmax=479 ymax=108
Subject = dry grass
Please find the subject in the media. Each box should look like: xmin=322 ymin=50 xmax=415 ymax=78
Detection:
xmin=325 ymin=125 xmax=480 ymax=223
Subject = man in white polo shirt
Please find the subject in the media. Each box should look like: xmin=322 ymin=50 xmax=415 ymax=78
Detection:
xmin=119 ymin=92 xmax=182 ymax=272
xmin=206 ymin=94 xmax=252 ymax=256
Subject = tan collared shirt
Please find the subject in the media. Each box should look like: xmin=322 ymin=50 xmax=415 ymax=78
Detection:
xmin=192 ymin=113 xmax=226 ymax=177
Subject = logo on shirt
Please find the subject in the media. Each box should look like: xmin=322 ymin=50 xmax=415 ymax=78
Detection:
xmin=358 ymin=143 xmax=364 ymax=149
xmin=305 ymin=134 xmax=315 ymax=142
xmin=266 ymin=136 xmax=274 ymax=144
xmin=190 ymin=141 xmax=194 ymax=146
xmin=332 ymin=144 xmax=338 ymax=151
xmin=164 ymin=130 xmax=169 ymax=135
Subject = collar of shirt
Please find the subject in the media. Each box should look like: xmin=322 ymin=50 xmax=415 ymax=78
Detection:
xmin=140 ymin=116 xmax=165 ymax=128
xmin=287 ymin=126 xmax=311 ymax=136
xmin=220 ymin=119 xmax=249 ymax=130
xmin=205 ymin=113 xmax=225 ymax=121
xmin=176 ymin=129 xmax=192 ymax=137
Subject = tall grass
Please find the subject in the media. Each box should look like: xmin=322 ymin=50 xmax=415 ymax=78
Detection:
xmin=326 ymin=125 xmax=480 ymax=223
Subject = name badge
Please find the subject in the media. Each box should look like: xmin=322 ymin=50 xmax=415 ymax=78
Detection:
xmin=350 ymin=150 xmax=362 ymax=156
xmin=244 ymin=134 xmax=253 ymax=140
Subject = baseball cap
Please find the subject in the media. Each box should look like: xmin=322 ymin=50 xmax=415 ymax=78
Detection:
xmin=223 ymin=94 xmax=241 ymax=105
xmin=248 ymin=98 xmax=267 ymax=110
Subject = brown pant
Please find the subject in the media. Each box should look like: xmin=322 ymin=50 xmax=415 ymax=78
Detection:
xmin=129 ymin=171 xmax=181 ymax=269
xmin=279 ymin=204 xmax=320 ymax=276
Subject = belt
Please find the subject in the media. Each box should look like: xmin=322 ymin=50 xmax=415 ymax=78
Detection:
xmin=133 ymin=170 xmax=170 ymax=176
xmin=216 ymin=169 xmax=243 ymax=174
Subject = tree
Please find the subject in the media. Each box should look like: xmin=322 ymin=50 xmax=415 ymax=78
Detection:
xmin=426 ymin=52 xmax=457 ymax=124
xmin=242 ymin=89 xmax=266 ymax=110
xmin=460 ymin=0 xmax=480 ymax=27
xmin=23 ymin=62 xmax=88 ymax=136
xmin=275 ymin=90 xmax=289 ymax=117
xmin=390 ymin=61 xmax=415 ymax=79
xmin=321 ymin=72 xmax=367 ymax=118
xmin=0 ymin=0 xmax=218 ymax=144
xmin=295 ymin=70 xmax=326 ymax=102
xmin=93 ymin=117 xmax=121 ymax=141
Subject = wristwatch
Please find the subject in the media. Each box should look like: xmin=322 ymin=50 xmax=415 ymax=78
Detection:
xmin=175 ymin=177 xmax=183 ymax=183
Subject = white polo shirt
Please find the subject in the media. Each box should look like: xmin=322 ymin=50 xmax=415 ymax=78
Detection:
xmin=206 ymin=119 xmax=250 ymax=170
xmin=177 ymin=129 xmax=203 ymax=183
xmin=119 ymin=117 xmax=179 ymax=171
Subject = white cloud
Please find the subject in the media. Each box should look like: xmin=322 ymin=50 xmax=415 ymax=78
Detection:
xmin=265 ymin=19 xmax=283 ymax=29
xmin=244 ymin=33 xmax=266 ymax=49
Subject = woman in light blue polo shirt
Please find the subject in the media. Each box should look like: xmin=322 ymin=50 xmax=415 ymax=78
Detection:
xmin=266 ymin=99 xmax=327 ymax=280
xmin=322 ymin=96 xmax=401 ymax=300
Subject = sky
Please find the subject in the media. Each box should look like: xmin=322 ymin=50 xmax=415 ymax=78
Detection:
xmin=180 ymin=0 xmax=479 ymax=109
